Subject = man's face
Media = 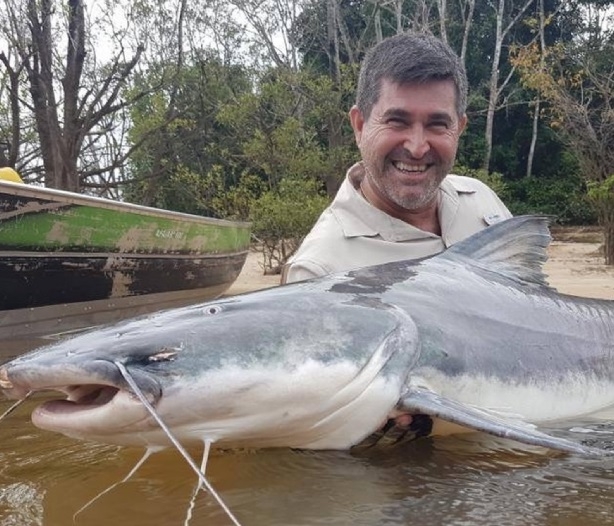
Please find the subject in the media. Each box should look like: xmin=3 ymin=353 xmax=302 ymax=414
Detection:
xmin=350 ymin=79 xmax=467 ymax=212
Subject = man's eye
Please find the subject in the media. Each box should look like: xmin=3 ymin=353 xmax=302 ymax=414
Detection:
xmin=387 ymin=118 xmax=406 ymax=126
xmin=430 ymin=121 xmax=450 ymax=129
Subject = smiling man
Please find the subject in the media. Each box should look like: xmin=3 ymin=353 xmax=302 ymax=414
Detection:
xmin=282 ymin=32 xmax=511 ymax=284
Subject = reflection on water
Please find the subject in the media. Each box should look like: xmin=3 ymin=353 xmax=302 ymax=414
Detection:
xmin=1 ymin=338 xmax=614 ymax=525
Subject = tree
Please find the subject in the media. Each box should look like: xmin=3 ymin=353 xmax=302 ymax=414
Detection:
xmin=225 ymin=0 xmax=304 ymax=70
xmin=512 ymin=2 xmax=614 ymax=262
xmin=217 ymin=66 xmax=355 ymax=193
xmin=251 ymin=177 xmax=329 ymax=273
xmin=482 ymin=0 xmax=535 ymax=171
xmin=0 ymin=0 xmax=149 ymax=191
xmin=125 ymin=56 xmax=253 ymax=214
xmin=0 ymin=48 xmax=23 ymax=171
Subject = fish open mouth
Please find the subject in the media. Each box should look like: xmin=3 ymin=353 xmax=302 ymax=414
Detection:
xmin=37 ymin=384 xmax=122 ymax=414
xmin=30 ymin=381 xmax=158 ymax=439
xmin=0 ymin=360 xmax=161 ymax=407
xmin=0 ymin=361 xmax=163 ymax=440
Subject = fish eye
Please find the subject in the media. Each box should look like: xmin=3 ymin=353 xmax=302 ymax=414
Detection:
xmin=203 ymin=305 xmax=223 ymax=316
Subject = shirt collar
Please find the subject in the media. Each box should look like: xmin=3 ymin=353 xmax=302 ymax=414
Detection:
xmin=331 ymin=162 xmax=476 ymax=242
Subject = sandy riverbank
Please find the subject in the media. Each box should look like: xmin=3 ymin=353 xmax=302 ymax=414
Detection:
xmin=545 ymin=227 xmax=613 ymax=299
xmin=226 ymin=227 xmax=614 ymax=300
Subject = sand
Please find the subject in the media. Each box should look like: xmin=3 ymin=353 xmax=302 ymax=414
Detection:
xmin=225 ymin=250 xmax=281 ymax=296
xmin=226 ymin=228 xmax=614 ymax=300
xmin=545 ymin=230 xmax=613 ymax=300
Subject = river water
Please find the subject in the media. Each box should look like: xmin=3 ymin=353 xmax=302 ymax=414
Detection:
xmin=1 ymin=336 xmax=614 ymax=526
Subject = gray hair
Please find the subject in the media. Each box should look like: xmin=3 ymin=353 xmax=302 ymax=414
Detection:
xmin=356 ymin=32 xmax=468 ymax=120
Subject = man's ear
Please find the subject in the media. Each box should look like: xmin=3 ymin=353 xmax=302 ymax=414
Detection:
xmin=349 ymin=105 xmax=365 ymax=146
xmin=458 ymin=113 xmax=468 ymax=135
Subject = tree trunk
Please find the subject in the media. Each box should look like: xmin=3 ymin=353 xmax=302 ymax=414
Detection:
xmin=483 ymin=0 xmax=535 ymax=171
xmin=526 ymin=98 xmax=539 ymax=177
xmin=437 ymin=0 xmax=448 ymax=43
xmin=526 ymin=0 xmax=546 ymax=178
xmin=594 ymin=185 xmax=614 ymax=265
xmin=395 ymin=0 xmax=403 ymax=34
xmin=598 ymin=205 xmax=614 ymax=265
xmin=483 ymin=0 xmax=505 ymax=171
xmin=25 ymin=0 xmax=85 ymax=191
xmin=374 ymin=6 xmax=383 ymax=43
xmin=0 ymin=53 xmax=23 ymax=170
xmin=324 ymin=0 xmax=344 ymax=197
xmin=459 ymin=0 xmax=475 ymax=64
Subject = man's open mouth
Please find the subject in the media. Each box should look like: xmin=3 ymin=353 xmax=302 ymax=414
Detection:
xmin=392 ymin=161 xmax=431 ymax=173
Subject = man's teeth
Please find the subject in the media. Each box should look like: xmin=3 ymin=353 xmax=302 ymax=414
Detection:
xmin=393 ymin=162 xmax=427 ymax=172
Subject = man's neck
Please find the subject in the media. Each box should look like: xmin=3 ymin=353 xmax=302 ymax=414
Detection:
xmin=360 ymin=178 xmax=441 ymax=236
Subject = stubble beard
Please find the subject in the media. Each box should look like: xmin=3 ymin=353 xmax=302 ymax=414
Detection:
xmin=365 ymin=160 xmax=449 ymax=212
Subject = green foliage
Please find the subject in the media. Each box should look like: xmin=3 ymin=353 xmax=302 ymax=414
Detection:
xmin=457 ymin=121 xmax=488 ymax=169
xmin=217 ymin=66 xmax=356 ymax=195
xmin=124 ymin=56 xmax=253 ymax=210
xmin=453 ymin=165 xmax=511 ymax=202
xmin=511 ymin=11 xmax=614 ymax=207
xmin=587 ymin=176 xmax=614 ymax=207
xmin=587 ymin=175 xmax=614 ymax=227
xmin=587 ymin=175 xmax=614 ymax=264
xmin=250 ymin=177 xmax=329 ymax=274
xmin=506 ymin=173 xmax=597 ymax=225
xmin=123 ymin=164 xmax=200 ymax=214
xmin=205 ymin=169 xmax=266 ymax=221
xmin=457 ymin=146 xmax=596 ymax=226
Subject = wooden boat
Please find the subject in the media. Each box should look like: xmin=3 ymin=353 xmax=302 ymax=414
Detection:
xmin=0 ymin=180 xmax=251 ymax=339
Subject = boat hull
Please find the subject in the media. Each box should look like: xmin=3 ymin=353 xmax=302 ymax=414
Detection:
xmin=0 ymin=181 xmax=251 ymax=339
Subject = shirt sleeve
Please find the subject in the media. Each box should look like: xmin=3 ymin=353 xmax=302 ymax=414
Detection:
xmin=281 ymin=260 xmax=328 ymax=284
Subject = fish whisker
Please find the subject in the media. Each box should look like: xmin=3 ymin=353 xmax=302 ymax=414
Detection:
xmin=113 ymin=361 xmax=242 ymax=526
xmin=0 ymin=392 xmax=32 ymax=421
xmin=184 ymin=439 xmax=214 ymax=526
xmin=72 ymin=447 xmax=158 ymax=522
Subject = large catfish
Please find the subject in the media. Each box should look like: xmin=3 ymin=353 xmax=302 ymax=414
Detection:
xmin=1 ymin=216 xmax=613 ymax=456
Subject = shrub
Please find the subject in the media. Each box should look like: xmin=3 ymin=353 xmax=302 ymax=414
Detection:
xmin=453 ymin=165 xmax=511 ymax=202
xmin=250 ymin=177 xmax=329 ymax=274
xmin=506 ymin=174 xmax=597 ymax=225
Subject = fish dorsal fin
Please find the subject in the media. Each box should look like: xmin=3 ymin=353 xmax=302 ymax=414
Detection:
xmin=440 ymin=215 xmax=553 ymax=289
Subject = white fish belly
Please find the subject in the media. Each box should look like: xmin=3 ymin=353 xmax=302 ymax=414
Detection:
xmin=414 ymin=369 xmax=614 ymax=432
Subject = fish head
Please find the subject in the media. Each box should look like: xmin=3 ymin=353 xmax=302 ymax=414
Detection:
xmin=0 ymin=280 xmax=420 ymax=449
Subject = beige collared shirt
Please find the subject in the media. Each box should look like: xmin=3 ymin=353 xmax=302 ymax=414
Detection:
xmin=283 ymin=162 xmax=512 ymax=283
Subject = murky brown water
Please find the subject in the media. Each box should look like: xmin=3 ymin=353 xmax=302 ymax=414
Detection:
xmin=1 ymin=337 xmax=614 ymax=526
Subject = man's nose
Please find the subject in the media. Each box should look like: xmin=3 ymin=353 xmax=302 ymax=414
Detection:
xmin=403 ymin=126 xmax=430 ymax=158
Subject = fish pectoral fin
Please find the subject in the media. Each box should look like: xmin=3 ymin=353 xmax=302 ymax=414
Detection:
xmin=399 ymin=387 xmax=608 ymax=457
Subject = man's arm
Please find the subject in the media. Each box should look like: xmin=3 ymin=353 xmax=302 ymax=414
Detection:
xmin=281 ymin=260 xmax=326 ymax=284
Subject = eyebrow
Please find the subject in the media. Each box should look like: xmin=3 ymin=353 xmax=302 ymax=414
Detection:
xmin=381 ymin=108 xmax=410 ymax=120
xmin=381 ymin=108 xmax=454 ymax=124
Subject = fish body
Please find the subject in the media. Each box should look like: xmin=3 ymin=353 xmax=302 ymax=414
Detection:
xmin=1 ymin=216 xmax=613 ymax=455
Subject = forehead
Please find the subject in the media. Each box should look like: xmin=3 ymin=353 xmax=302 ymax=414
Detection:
xmin=374 ymin=78 xmax=458 ymax=114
